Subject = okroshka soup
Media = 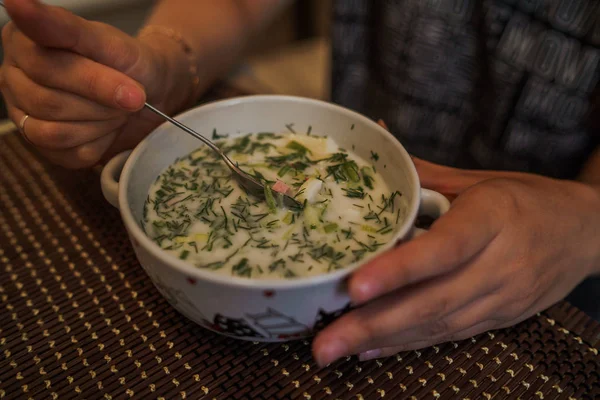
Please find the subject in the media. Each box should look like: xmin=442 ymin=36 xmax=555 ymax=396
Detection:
xmin=143 ymin=131 xmax=407 ymax=280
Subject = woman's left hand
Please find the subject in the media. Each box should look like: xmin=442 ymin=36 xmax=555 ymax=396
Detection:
xmin=312 ymin=156 xmax=600 ymax=366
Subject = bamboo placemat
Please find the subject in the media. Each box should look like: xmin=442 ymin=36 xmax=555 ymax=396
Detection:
xmin=0 ymin=131 xmax=599 ymax=400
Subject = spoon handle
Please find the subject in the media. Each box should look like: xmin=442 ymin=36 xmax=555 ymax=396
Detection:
xmin=144 ymin=103 xmax=222 ymax=155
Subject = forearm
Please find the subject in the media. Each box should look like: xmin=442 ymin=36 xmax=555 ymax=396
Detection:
xmin=578 ymin=147 xmax=600 ymax=186
xmin=577 ymin=147 xmax=600 ymax=275
xmin=138 ymin=0 xmax=290 ymax=109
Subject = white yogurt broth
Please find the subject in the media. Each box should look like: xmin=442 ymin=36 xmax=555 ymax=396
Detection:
xmin=142 ymin=131 xmax=404 ymax=279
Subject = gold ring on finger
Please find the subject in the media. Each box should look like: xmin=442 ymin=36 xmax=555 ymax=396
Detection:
xmin=18 ymin=114 xmax=34 ymax=145
xmin=19 ymin=114 xmax=29 ymax=133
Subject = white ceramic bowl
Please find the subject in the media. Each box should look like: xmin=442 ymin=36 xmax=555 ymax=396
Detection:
xmin=101 ymin=95 xmax=449 ymax=342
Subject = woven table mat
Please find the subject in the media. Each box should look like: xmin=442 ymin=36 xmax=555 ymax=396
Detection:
xmin=0 ymin=132 xmax=599 ymax=400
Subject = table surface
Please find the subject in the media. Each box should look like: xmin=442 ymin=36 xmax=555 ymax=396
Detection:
xmin=0 ymin=106 xmax=599 ymax=399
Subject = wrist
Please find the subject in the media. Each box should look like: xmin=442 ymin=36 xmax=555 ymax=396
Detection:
xmin=137 ymin=27 xmax=201 ymax=115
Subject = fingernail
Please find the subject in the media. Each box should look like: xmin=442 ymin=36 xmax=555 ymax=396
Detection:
xmin=359 ymin=349 xmax=382 ymax=362
xmin=351 ymin=279 xmax=382 ymax=304
xmin=115 ymin=84 xmax=145 ymax=110
xmin=316 ymin=340 xmax=347 ymax=368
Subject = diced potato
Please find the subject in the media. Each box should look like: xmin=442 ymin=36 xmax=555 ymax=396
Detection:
xmin=296 ymin=178 xmax=323 ymax=204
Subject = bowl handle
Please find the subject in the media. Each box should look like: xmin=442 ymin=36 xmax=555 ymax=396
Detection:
xmin=100 ymin=151 xmax=131 ymax=209
xmin=413 ymin=189 xmax=451 ymax=237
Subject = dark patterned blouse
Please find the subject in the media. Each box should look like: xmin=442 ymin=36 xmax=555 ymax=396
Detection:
xmin=330 ymin=0 xmax=600 ymax=179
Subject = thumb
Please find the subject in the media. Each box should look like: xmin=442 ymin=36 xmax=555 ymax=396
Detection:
xmin=411 ymin=156 xmax=464 ymax=188
xmin=411 ymin=156 xmax=467 ymax=200
xmin=5 ymin=0 xmax=149 ymax=83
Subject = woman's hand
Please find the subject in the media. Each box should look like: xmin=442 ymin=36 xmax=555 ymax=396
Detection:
xmin=312 ymin=144 xmax=600 ymax=366
xmin=0 ymin=0 xmax=193 ymax=168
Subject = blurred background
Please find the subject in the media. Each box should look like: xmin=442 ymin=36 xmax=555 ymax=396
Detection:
xmin=0 ymin=0 xmax=333 ymax=125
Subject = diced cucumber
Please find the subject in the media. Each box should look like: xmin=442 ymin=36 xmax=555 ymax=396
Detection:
xmin=282 ymin=212 xmax=295 ymax=225
xmin=324 ymin=223 xmax=339 ymax=233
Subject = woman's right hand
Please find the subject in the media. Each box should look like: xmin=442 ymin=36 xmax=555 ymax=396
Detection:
xmin=0 ymin=0 xmax=194 ymax=168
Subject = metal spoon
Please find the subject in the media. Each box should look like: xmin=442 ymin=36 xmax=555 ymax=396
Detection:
xmin=144 ymin=103 xmax=303 ymax=209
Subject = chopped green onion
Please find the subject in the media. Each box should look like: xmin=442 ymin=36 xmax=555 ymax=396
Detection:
xmin=179 ymin=250 xmax=190 ymax=260
xmin=264 ymin=183 xmax=277 ymax=213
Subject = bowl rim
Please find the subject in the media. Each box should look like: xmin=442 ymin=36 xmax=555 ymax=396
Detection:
xmin=118 ymin=94 xmax=422 ymax=289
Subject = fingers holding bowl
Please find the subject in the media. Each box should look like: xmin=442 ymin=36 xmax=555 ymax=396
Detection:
xmin=357 ymin=319 xmax=499 ymax=361
xmin=356 ymin=294 xmax=542 ymax=362
xmin=348 ymin=194 xmax=499 ymax=305
xmin=312 ymin=256 xmax=504 ymax=366
xmin=313 ymin=288 xmax=517 ymax=366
